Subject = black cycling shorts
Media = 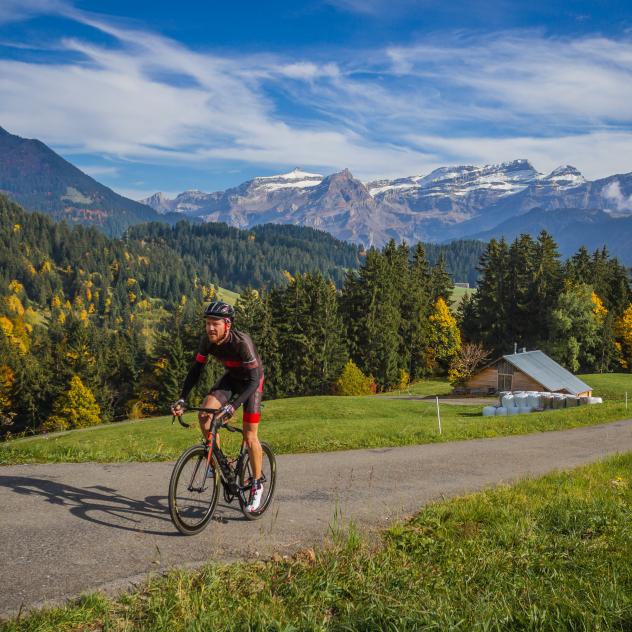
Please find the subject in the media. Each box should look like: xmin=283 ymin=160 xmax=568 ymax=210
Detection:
xmin=210 ymin=373 xmax=264 ymax=423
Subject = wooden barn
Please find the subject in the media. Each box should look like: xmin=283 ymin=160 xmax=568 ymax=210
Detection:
xmin=461 ymin=349 xmax=593 ymax=396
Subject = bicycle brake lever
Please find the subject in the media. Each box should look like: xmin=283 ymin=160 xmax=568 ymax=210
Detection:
xmin=177 ymin=416 xmax=191 ymax=428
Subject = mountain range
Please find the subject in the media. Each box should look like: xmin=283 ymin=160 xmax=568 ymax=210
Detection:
xmin=142 ymin=160 xmax=632 ymax=261
xmin=1 ymin=126 xmax=631 ymax=264
xmin=0 ymin=126 xmax=186 ymax=235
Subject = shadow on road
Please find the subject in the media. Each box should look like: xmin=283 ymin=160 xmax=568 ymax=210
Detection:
xmin=0 ymin=475 xmax=242 ymax=535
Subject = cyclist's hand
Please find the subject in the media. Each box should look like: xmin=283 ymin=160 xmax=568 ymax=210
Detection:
xmin=171 ymin=399 xmax=185 ymax=416
xmin=216 ymin=404 xmax=235 ymax=423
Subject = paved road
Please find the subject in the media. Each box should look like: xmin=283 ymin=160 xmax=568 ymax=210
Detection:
xmin=2 ymin=419 xmax=632 ymax=619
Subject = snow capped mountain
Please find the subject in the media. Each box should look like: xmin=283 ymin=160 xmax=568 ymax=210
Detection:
xmin=140 ymin=161 xmax=632 ymax=249
xmin=367 ymin=159 xmax=539 ymax=198
xmin=541 ymin=165 xmax=586 ymax=189
xmin=252 ymin=168 xmax=323 ymax=192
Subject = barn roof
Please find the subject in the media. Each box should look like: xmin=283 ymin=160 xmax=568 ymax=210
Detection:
xmin=502 ymin=350 xmax=592 ymax=396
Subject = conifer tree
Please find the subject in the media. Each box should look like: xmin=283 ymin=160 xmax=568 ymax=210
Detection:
xmin=235 ymin=288 xmax=281 ymax=398
xmin=475 ymin=238 xmax=510 ymax=354
xmin=403 ymin=243 xmax=433 ymax=378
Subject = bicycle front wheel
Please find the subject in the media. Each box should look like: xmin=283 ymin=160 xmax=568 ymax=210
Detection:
xmin=168 ymin=444 xmax=219 ymax=535
xmin=238 ymin=441 xmax=277 ymax=520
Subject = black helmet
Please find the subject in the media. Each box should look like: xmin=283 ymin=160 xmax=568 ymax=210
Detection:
xmin=204 ymin=300 xmax=235 ymax=322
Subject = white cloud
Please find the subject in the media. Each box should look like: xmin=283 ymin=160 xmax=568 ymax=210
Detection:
xmin=603 ymin=180 xmax=632 ymax=212
xmin=406 ymin=132 xmax=632 ymax=179
xmin=1 ymin=6 xmax=632 ymax=185
xmin=0 ymin=0 xmax=70 ymax=25
xmin=77 ymin=165 xmax=120 ymax=177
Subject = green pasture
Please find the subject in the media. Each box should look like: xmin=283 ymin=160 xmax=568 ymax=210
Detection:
xmin=4 ymin=452 xmax=632 ymax=630
xmin=450 ymin=285 xmax=476 ymax=308
xmin=215 ymin=286 xmax=240 ymax=305
xmin=1 ymin=375 xmax=629 ymax=465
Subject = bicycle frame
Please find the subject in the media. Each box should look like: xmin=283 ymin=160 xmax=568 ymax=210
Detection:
xmin=173 ymin=406 xmax=256 ymax=502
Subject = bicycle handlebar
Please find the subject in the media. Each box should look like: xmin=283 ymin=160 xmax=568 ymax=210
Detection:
xmin=170 ymin=404 xmax=242 ymax=434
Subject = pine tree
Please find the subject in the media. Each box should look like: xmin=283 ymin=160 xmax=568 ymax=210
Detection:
xmin=402 ymin=243 xmax=433 ymax=379
xmin=235 ymin=288 xmax=281 ymax=398
xmin=475 ymin=238 xmax=510 ymax=354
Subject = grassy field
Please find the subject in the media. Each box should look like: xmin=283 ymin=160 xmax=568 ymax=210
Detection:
xmin=215 ymin=286 xmax=240 ymax=305
xmin=4 ymin=452 xmax=631 ymax=630
xmin=1 ymin=375 xmax=629 ymax=465
xmin=450 ymin=285 xmax=476 ymax=308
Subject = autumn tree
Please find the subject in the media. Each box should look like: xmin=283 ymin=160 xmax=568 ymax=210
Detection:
xmin=427 ymin=297 xmax=462 ymax=374
xmin=43 ymin=375 xmax=101 ymax=431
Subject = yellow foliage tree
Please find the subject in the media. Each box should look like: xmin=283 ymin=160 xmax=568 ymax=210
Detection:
xmin=616 ymin=304 xmax=632 ymax=370
xmin=6 ymin=294 xmax=25 ymax=317
xmin=0 ymin=316 xmax=13 ymax=338
xmin=591 ymin=292 xmax=608 ymax=324
xmin=428 ymin=297 xmax=462 ymax=373
xmin=0 ymin=365 xmax=14 ymax=411
xmin=335 ymin=360 xmax=376 ymax=395
xmin=8 ymin=279 xmax=24 ymax=294
xmin=42 ymin=375 xmax=101 ymax=431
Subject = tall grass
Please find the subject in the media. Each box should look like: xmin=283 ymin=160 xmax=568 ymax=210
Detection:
xmin=4 ymin=453 xmax=631 ymax=630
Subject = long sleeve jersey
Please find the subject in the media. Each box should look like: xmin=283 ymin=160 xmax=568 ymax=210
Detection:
xmin=180 ymin=329 xmax=263 ymax=409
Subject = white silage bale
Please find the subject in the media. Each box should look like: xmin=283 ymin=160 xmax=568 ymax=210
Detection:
xmin=588 ymin=397 xmax=603 ymax=405
xmin=501 ymin=394 xmax=515 ymax=408
xmin=514 ymin=393 xmax=527 ymax=408
xmin=526 ymin=393 xmax=539 ymax=408
xmin=495 ymin=407 xmax=508 ymax=416
xmin=483 ymin=406 xmax=497 ymax=417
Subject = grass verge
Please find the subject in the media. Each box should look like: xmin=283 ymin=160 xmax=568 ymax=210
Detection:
xmin=3 ymin=452 xmax=632 ymax=630
xmin=1 ymin=375 xmax=629 ymax=465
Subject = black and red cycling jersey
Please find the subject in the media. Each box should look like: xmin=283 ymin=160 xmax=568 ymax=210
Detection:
xmin=180 ymin=329 xmax=264 ymax=422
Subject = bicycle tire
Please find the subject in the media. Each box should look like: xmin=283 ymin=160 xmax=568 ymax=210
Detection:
xmin=169 ymin=444 xmax=219 ymax=535
xmin=237 ymin=441 xmax=277 ymax=520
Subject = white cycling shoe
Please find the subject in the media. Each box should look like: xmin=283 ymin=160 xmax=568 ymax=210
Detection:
xmin=248 ymin=480 xmax=264 ymax=512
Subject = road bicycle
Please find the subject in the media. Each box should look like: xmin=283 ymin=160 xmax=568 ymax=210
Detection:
xmin=168 ymin=405 xmax=277 ymax=535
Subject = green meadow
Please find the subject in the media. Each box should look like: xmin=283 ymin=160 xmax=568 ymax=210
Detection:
xmin=1 ymin=374 xmax=629 ymax=465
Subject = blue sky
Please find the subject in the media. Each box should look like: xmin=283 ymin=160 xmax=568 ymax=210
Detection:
xmin=1 ymin=0 xmax=632 ymax=199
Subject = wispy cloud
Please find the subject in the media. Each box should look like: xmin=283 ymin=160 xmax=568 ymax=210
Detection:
xmin=1 ymin=4 xmax=631 ymax=184
xmin=77 ymin=165 xmax=120 ymax=178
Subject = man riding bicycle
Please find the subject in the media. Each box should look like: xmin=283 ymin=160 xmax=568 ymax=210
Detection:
xmin=171 ymin=300 xmax=265 ymax=512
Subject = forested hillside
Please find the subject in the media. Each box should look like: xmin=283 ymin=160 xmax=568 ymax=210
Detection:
xmin=2 ymin=193 xmax=630 ymax=439
xmin=459 ymin=233 xmax=632 ymax=373
xmin=125 ymin=221 xmax=362 ymax=290
xmin=0 ymin=193 xmax=458 ymax=434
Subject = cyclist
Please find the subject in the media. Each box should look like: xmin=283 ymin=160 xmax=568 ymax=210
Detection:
xmin=171 ymin=301 xmax=265 ymax=512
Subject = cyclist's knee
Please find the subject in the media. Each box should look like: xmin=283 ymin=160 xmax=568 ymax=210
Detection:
xmin=243 ymin=429 xmax=260 ymax=449
xmin=198 ymin=395 xmax=221 ymax=424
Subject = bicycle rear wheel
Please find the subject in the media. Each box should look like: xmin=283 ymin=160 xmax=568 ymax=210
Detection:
xmin=238 ymin=441 xmax=277 ymax=520
xmin=169 ymin=444 xmax=219 ymax=535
